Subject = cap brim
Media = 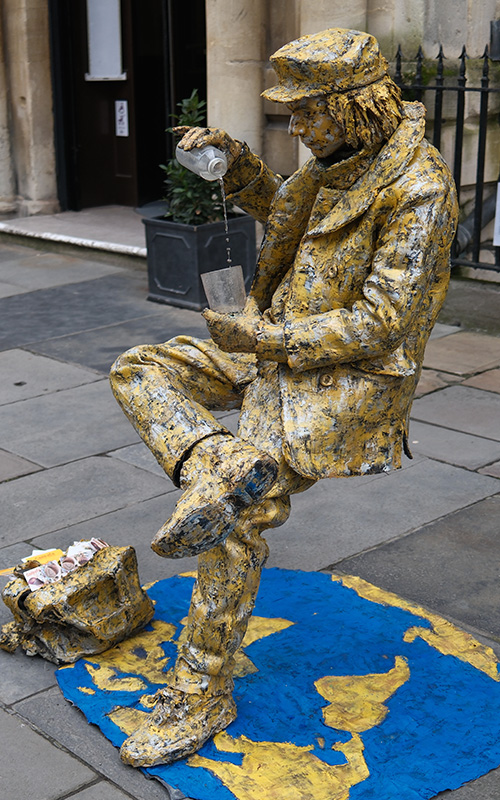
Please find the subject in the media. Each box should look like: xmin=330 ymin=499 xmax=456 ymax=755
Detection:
xmin=261 ymin=84 xmax=319 ymax=103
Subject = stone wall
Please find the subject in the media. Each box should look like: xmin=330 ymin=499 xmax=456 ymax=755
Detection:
xmin=0 ymin=0 xmax=59 ymax=217
xmin=206 ymin=0 xmax=500 ymax=177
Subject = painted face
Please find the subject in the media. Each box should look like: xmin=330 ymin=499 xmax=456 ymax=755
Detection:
xmin=287 ymin=97 xmax=345 ymax=158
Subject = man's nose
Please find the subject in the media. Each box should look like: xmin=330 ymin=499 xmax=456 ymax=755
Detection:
xmin=288 ymin=113 xmax=305 ymax=137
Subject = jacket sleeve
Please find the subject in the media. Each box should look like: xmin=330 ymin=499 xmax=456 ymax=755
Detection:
xmin=283 ymin=181 xmax=458 ymax=372
xmin=223 ymin=143 xmax=283 ymax=224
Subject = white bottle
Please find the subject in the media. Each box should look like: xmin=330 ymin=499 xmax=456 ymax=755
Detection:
xmin=175 ymin=144 xmax=227 ymax=181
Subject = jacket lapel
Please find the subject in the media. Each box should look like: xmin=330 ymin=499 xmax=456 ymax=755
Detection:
xmin=307 ymin=102 xmax=426 ymax=237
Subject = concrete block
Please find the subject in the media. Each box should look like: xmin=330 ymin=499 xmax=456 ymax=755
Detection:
xmin=412 ymin=386 xmax=500 ymax=441
xmin=333 ymin=496 xmax=500 ymax=637
xmin=424 ymin=331 xmax=500 ymax=375
xmin=0 ymin=380 xmax=140 ymax=467
xmin=0 ymin=448 xmax=41 ymax=481
xmin=265 ymin=459 xmax=500 ymax=571
xmin=13 ymin=687 xmax=173 ymax=800
xmin=0 ymin=348 xmax=100 ymax=405
xmin=0 ymin=456 xmax=169 ymax=546
xmin=0 ymin=706 xmax=96 ymax=799
xmin=408 ymin=420 xmax=500 ymax=469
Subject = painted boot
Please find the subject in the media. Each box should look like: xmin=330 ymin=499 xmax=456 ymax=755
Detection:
xmin=151 ymin=435 xmax=278 ymax=558
xmin=119 ymin=684 xmax=237 ymax=767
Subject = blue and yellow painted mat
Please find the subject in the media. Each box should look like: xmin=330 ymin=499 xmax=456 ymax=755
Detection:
xmin=57 ymin=569 xmax=500 ymax=799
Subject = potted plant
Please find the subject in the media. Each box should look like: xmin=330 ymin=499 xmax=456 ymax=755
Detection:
xmin=143 ymin=90 xmax=256 ymax=310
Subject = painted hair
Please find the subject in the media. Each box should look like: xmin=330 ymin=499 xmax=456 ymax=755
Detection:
xmin=326 ymin=75 xmax=403 ymax=149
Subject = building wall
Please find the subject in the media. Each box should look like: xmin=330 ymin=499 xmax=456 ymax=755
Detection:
xmin=0 ymin=0 xmax=498 ymax=216
xmin=207 ymin=0 xmax=500 ymax=176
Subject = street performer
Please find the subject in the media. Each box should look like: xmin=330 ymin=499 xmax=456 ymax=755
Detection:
xmin=110 ymin=28 xmax=458 ymax=767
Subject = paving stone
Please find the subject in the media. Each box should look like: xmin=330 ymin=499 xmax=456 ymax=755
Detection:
xmin=0 ymin=348 xmax=101 ymax=405
xmin=264 ymin=459 xmax=500 ymax=571
xmin=31 ymin=493 xmax=197 ymax=587
xmin=429 ymin=322 xmax=462 ymax=339
xmin=407 ymin=420 xmax=500 ymax=469
xmin=463 ymin=367 xmax=500 ymax=393
xmin=333 ymin=496 xmax=500 ymax=638
xmin=412 ymin=385 xmax=500 ymax=441
xmin=0 ymin=448 xmax=42 ymax=481
xmin=423 ymin=331 xmax=500 ymax=375
xmin=479 ymin=461 xmax=500 ymax=478
xmin=0 ymin=706 xmax=96 ymax=800
xmin=71 ymin=783 xmax=143 ymax=800
xmin=0 ymin=647 xmax=59 ymax=706
xmin=13 ymin=687 xmax=174 ymax=800
xmin=30 ymin=307 xmax=208 ymax=374
xmin=109 ymin=442 xmax=168 ymax=477
xmin=0 ymin=380 xmax=140 ymax=467
xmin=435 ymin=768 xmax=500 ymax=799
xmin=438 ymin=278 xmax=500 ymax=336
xmin=0 ymin=249 xmax=121 ymax=293
xmin=0 ymin=272 xmax=155 ymax=350
xmin=415 ymin=369 xmax=454 ymax=397
xmin=0 ymin=456 xmax=169 ymax=546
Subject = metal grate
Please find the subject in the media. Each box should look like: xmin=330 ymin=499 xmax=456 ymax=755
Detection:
xmin=394 ymin=44 xmax=500 ymax=272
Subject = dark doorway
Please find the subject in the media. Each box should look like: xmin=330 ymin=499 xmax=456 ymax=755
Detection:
xmin=49 ymin=0 xmax=207 ymax=210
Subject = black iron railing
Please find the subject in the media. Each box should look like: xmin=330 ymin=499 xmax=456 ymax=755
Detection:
xmin=393 ymin=44 xmax=500 ymax=272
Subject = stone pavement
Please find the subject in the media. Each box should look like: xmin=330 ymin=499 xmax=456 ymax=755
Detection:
xmin=0 ymin=239 xmax=500 ymax=800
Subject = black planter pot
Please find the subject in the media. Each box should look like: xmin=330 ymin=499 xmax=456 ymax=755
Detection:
xmin=143 ymin=214 xmax=256 ymax=310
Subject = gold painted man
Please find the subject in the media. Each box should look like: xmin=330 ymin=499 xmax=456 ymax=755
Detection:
xmin=110 ymin=28 xmax=458 ymax=767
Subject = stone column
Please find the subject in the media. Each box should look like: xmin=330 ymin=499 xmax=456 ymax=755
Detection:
xmin=0 ymin=10 xmax=16 ymax=216
xmin=3 ymin=0 xmax=59 ymax=216
xmin=205 ymin=0 xmax=266 ymax=155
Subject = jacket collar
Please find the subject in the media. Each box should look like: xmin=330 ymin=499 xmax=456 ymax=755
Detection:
xmin=307 ymin=102 xmax=426 ymax=237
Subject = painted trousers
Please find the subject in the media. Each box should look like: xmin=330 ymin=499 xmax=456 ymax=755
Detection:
xmin=110 ymin=336 xmax=314 ymax=694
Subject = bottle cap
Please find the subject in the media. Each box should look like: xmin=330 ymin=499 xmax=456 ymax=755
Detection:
xmin=207 ymin=157 xmax=226 ymax=177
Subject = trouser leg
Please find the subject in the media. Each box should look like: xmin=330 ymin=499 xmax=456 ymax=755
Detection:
xmin=171 ymin=496 xmax=291 ymax=696
xmin=109 ymin=335 xmax=256 ymax=484
xmin=170 ymin=361 xmax=315 ymax=693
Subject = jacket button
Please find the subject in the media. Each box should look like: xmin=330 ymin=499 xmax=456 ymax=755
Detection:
xmin=319 ymin=372 xmax=334 ymax=387
xmin=327 ymin=265 xmax=338 ymax=278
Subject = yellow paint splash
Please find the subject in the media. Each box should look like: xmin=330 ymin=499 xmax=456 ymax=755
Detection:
xmin=85 ymin=620 xmax=176 ymax=692
xmin=77 ymin=686 xmax=95 ymax=695
xmin=108 ymin=706 xmax=150 ymax=736
xmin=315 ymin=656 xmax=409 ymax=732
xmin=189 ymin=731 xmax=369 ymax=800
xmin=332 ymin=573 xmax=500 ymax=681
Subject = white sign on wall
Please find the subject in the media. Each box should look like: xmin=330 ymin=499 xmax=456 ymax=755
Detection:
xmin=494 ymin=183 xmax=500 ymax=247
xmin=115 ymin=100 xmax=129 ymax=137
xmin=85 ymin=0 xmax=126 ymax=81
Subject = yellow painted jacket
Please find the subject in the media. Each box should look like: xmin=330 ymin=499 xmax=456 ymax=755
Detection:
xmin=224 ymin=102 xmax=458 ymax=479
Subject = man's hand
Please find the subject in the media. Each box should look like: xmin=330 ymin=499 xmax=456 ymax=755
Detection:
xmin=203 ymin=307 xmax=261 ymax=353
xmin=174 ymin=126 xmax=243 ymax=170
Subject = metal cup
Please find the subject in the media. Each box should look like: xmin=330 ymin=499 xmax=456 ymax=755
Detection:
xmin=201 ymin=265 xmax=247 ymax=313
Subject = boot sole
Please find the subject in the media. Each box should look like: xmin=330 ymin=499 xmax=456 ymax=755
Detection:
xmin=120 ymin=697 xmax=237 ymax=767
xmin=151 ymin=456 xmax=277 ymax=558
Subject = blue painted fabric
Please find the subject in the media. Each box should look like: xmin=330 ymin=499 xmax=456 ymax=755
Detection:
xmin=56 ymin=569 xmax=500 ymax=799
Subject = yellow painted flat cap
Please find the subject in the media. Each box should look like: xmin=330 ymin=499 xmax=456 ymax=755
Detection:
xmin=262 ymin=28 xmax=388 ymax=103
